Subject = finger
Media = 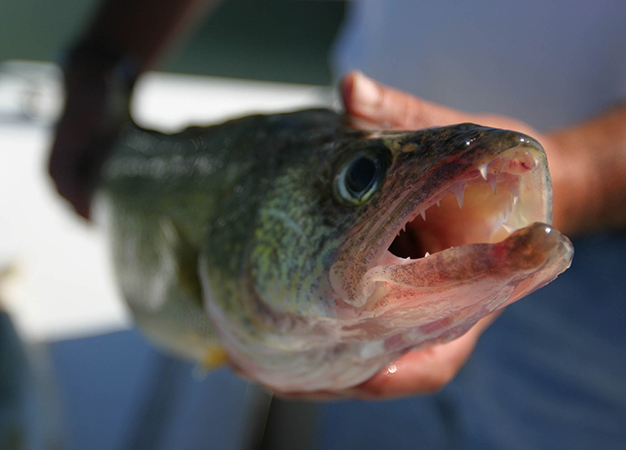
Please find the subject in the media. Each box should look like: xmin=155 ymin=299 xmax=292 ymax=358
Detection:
xmin=341 ymin=71 xmax=469 ymax=129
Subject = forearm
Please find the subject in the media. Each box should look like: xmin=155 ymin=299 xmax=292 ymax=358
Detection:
xmin=546 ymin=103 xmax=626 ymax=236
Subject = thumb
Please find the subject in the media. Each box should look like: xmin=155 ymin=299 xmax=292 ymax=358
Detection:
xmin=341 ymin=71 xmax=470 ymax=129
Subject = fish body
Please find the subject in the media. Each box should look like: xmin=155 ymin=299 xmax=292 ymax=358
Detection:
xmin=97 ymin=109 xmax=573 ymax=392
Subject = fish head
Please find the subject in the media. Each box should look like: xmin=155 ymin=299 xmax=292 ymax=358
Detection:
xmin=214 ymin=116 xmax=573 ymax=391
xmin=325 ymin=123 xmax=573 ymax=344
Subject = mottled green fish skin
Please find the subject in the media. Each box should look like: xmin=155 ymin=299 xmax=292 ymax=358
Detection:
xmin=102 ymin=109 xmax=371 ymax=360
xmin=98 ymin=109 xmax=572 ymax=391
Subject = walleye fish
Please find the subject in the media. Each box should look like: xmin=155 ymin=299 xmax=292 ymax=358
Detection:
xmin=97 ymin=109 xmax=573 ymax=393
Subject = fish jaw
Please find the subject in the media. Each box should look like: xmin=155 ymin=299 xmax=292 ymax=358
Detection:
xmin=329 ymin=128 xmax=574 ymax=347
xmin=336 ymin=224 xmax=573 ymax=346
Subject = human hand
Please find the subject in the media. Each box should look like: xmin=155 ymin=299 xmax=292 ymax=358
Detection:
xmin=48 ymin=51 xmax=134 ymax=220
xmin=292 ymin=71 xmax=577 ymax=400
xmin=341 ymin=71 xmax=585 ymax=235
xmin=48 ymin=0 xmax=224 ymax=220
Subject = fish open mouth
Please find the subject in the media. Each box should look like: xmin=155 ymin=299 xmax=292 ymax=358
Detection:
xmin=384 ymin=145 xmax=547 ymax=264
xmin=331 ymin=133 xmax=572 ymax=314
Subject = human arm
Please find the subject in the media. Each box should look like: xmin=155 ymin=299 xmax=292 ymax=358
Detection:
xmin=49 ymin=0 xmax=223 ymax=219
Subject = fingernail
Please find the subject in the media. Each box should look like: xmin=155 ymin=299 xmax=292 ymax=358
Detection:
xmin=352 ymin=71 xmax=381 ymax=109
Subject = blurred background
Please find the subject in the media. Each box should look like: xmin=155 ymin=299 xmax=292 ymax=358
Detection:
xmin=0 ymin=1 xmax=347 ymax=449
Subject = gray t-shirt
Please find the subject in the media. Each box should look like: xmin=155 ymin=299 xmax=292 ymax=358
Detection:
xmin=333 ymin=0 xmax=626 ymax=131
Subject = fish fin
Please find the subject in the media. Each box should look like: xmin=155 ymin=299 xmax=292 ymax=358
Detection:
xmin=201 ymin=345 xmax=229 ymax=370
xmin=109 ymin=210 xmax=223 ymax=361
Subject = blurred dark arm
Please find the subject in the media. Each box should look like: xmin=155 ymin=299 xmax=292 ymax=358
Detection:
xmin=49 ymin=0 xmax=222 ymax=219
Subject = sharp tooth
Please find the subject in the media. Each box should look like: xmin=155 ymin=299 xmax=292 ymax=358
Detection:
xmin=503 ymin=223 xmax=518 ymax=234
xmin=424 ymin=251 xmax=431 ymax=257
xmin=451 ymin=182 xmax=465 ymax=209
xmin=420 ymin=208 xmax=427 ymax=221
xmin=513 ymin=196 xmax=519 ymax=205
xmin=488 ymin=178 xmax=497 ymax=194
xmin=510 ymin=183 xmax=520 ymax=199
xmin=504 ymin=204 xmax=511 ymax=221
xmin=479 ymin=163 xmax=489 ymax=180
xmin=436 ymin=199 xmax=441 ymax=207
xmin=490 ymin=213 xmax=506 ymax=239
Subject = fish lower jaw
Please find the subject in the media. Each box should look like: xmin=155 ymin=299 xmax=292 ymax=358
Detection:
xmin=383 ymin=144 xmax=547 ymax=266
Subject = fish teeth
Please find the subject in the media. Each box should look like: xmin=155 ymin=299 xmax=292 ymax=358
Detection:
xmin=504 ymin=204 xmax=511 ymax=222
xmin=489 ymin=212 xmax=506 ymax=239
xmin=510 ymin=183 xmax=520 ymax=199
xmin=503 ymin=223 xmax=518 ymax=234
xmin=436 ymin=199 xmax=441 ymax=207
xmin=424 ymin=251 xmax=431 ymax=257
xmin=488 ymin=178 xmax=497 ymax=195
xmin=419 ymin=208 xmax=427 ymax=221
xmin=451 ymin=182 xmax=466 ymax=209
xmin=478 ymin=163 xmax=489 ymax=180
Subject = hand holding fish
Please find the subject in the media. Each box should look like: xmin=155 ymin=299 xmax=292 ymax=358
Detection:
xmin=286 ymin=73 xmax=569 ymax=399
xmin=48 ymin=63 xmax=580 ymax=396
xmin=332 ymin=71 xmax=626 ymax=399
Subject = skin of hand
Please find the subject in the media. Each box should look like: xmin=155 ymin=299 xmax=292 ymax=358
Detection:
xmin=48 ymin=0 xmax=222 ymax=219
xmin=49 ymin=55 xmax=131 ymax=219
xmin=299 ymin=71 xmax=626 ymax=401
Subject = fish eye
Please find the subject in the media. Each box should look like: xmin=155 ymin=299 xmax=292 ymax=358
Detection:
xmin=335 ymin=149 xmax=389 ymax=205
